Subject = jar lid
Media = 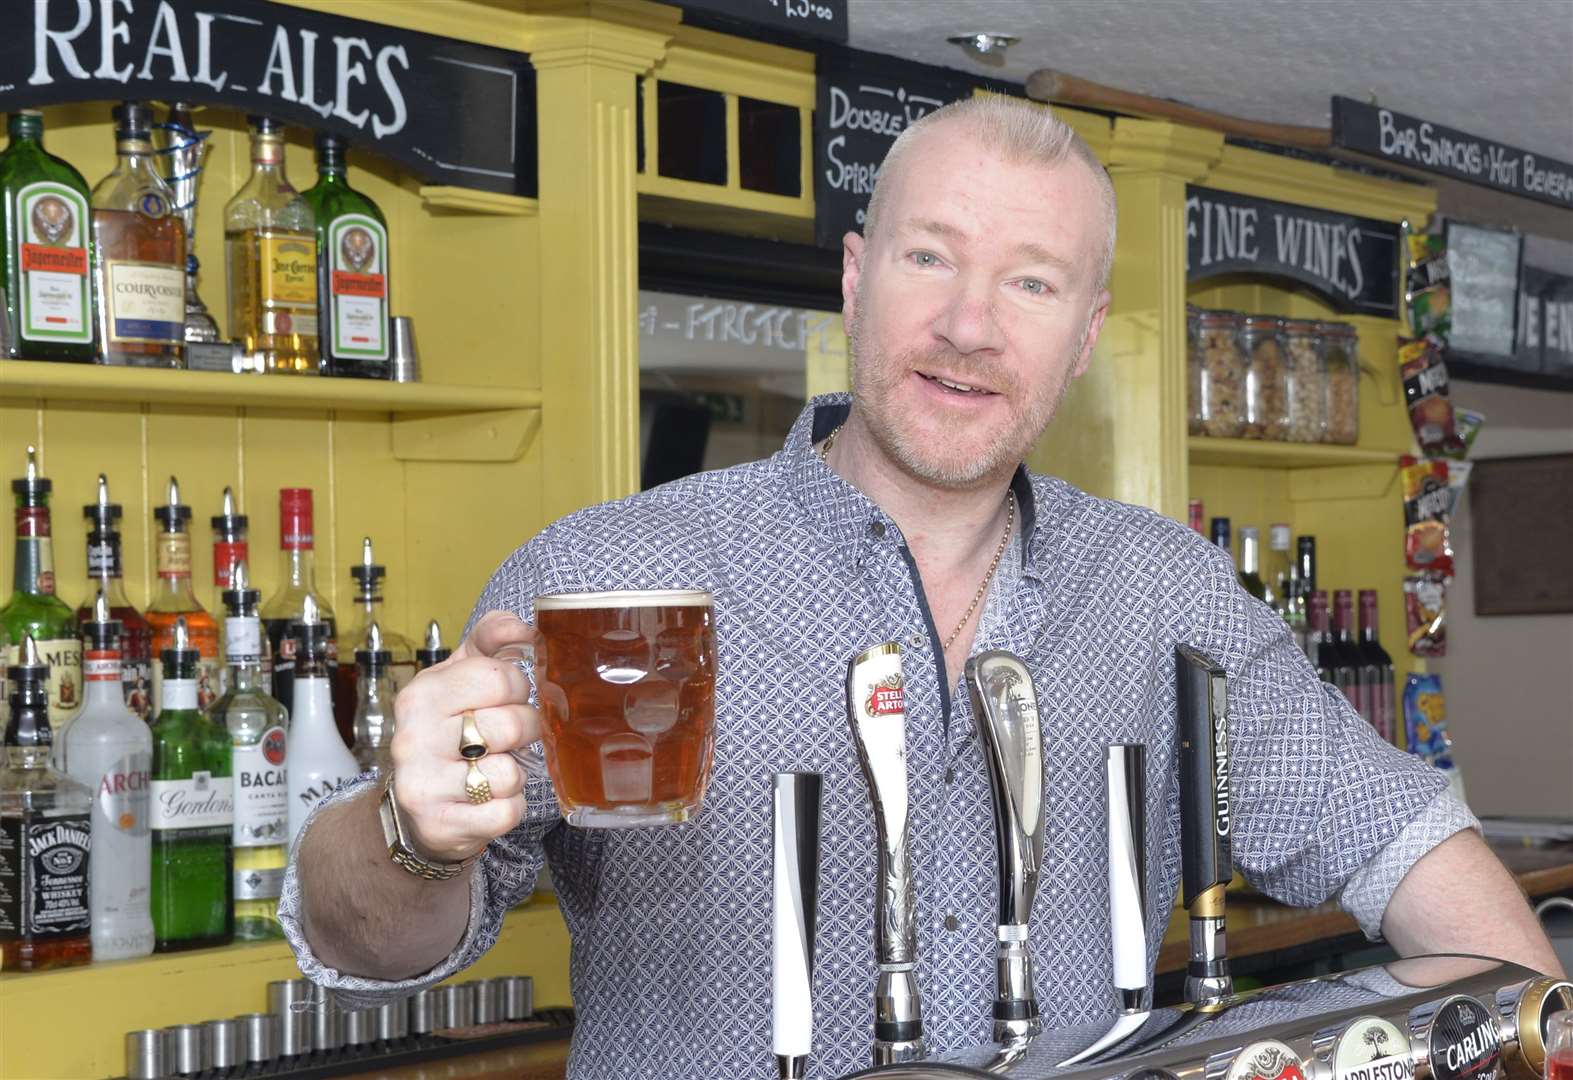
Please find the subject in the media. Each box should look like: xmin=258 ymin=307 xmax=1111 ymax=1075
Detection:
xmin=1241 ymin=315 xmax=1283 ymax=331
xmin=1281 ymin=318 xmax=1320 ymax=335
xmin=1314 ymin=320 xmax=1357 ymax=337
xmin=1196 ymin=309 xmax=1242 ymax=326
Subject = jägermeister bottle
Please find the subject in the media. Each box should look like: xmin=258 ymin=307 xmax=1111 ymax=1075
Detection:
xmin=1 ymin=447 xmax=82 ymax=740
xmin=149 ymin=617 xmax=233 ymax=951
xmin=302 ymin=134 xmax=390 ymax=378
xmin=0 ymin=111 xmax=95 ymax=362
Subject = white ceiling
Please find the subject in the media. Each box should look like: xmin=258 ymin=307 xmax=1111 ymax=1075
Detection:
xmin=846 ymin=0 xmax=1573 ymax=163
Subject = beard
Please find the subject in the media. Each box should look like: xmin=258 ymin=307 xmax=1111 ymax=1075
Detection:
xmin=847 ymin=301 xmax=1090 ymax=490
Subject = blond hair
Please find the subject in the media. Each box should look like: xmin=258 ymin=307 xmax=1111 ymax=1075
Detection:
xmin=861 ymin=94 xmax=1118 ymax=291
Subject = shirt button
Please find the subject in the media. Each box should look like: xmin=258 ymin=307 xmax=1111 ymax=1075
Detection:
xmin=870 ymin=520 xmax=886 ymax=538
xmin=908 ymin=632 xmax=924 ymax=648
xmin=944 ymin=915 xmax=960 ymax=932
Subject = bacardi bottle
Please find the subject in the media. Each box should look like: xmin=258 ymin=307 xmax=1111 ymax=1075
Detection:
xmin=302 ymin=134 xmax=391 ymax=379
xmin=261 ymin=488 xmax=335 ymax=735
xmin=90 ymin=102 xmax=185 ymax=368
xmin=1237 ymin=526 xmax=1267 ymax=602
xmin=146 ymin=477 xmax=221 ymax=713
xmin=286 ymin=595 xmax=358 ymax=845
xmin=334 ymin=537 xmax=415 ymax=735
xmin=416 ymin=620 xmax=450 ymax=672
xmin=351 ymin=623 xmax=396 ymax=778
xmin=0 ymin=634 xmax=92 ymax=971
xmin=78 ymin=474 xmax=153 ymax=722
xmin=1 ymin=447 xmax=82 ymax=737
xmin=1358 ymin=589 xmax=1397 ymax=745
xmin=211 ymin=562 xmax=288 ymax=941
xmin=59 ymin=591 xmax=153 ymax=960
xmin=0 ymin=111 xmax=95 ymax=362
xmin=150 ymin=617 xmax=233 ymax=951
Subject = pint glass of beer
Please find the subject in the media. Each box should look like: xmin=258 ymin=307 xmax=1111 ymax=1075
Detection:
xmin=532 ymin=590 xmax=716 ymax=827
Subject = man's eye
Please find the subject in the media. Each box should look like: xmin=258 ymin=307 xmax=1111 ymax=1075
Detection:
xmin=911 ymin=251 xmax=940 ymax=267
xmin=1018 ymin=278 xmax=1050 ymax=296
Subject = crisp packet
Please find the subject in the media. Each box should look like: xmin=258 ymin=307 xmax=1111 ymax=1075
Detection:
xmin=1401 ymin=455 xmax=1455 ymax=575
xmin=1406 ymin=233 xmax=1452 ymax=340
xmin=1403 ymin=672 xmax=1454 ymax=767
xmin=1448 ymin=408 xmax=1486 ymax=459
xmin=1405 ymin=572 xmax=1448 ymax=656
xmin=1399 ymin=337 xmax=1465 ymax=456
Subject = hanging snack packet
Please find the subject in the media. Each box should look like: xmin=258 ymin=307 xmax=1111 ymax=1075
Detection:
xmin=1403 ymin=673 xmax=1454 ymax=767
xmin=1448 ymin=408 xmax=1486 ymax=459
xmin=1404 ymin=572 xmax=1448 ymax=656
xmin=1401 ymin=455 xmax=1455 ymax=575
xmin=1406 ymin=232 xmax=1452 ymax=340
xmin=1399 ymin=337 xmax=1465 ymax=456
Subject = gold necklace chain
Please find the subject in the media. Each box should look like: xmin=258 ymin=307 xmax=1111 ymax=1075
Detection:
xmin=818 ymin=423 xmax=1016 ymax=651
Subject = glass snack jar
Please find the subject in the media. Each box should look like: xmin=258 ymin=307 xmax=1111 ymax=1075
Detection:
xmin=1239 ymin=315 xmax=1289 ymax=440
xmin=1282 ymin=318 xmax=1327 ymax=444
xmin=1318 ymin=321 xmax=1360 ymax=445
xmin=1191 ymin=310 xmax=1247 ymax=439
xmin=1186 ymin=306 xmax=1204 ymax=436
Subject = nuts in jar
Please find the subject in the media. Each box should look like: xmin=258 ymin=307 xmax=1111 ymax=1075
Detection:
xmin=1281 ymin=319 xmax=1327 ymax=443
xmin=1187 ymin=306 xmax=1204 ymax=436
xmin=1190 ymin=310 xmax=1246 ymax=438
xmin=1239 ymin=315 xmax=1289 ymax=440
xmin=1317 ymin=321 xmax=1360 ymax=445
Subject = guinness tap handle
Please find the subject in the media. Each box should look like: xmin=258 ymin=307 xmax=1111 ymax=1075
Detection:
xmin=1176 ymin=644 xmax=1233 ymax=1005
xmin=772 ymin=772 xmax=823 ymax=1080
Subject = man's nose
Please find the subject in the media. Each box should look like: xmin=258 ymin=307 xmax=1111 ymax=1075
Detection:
xmin=933 ymin=278 xmax=1004 ymax=357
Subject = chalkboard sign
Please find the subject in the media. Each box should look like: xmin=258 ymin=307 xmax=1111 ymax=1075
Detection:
xmin=1515 ymin=266 xmax=1573 ymax=376
xmin=1471 ymin=454 xmax=1573 ymax=616
xmin=679 ymin=0 xmax=848 ymax=44
xmin=1446 ymin=221 xmax=1522 ymax=359
xmin=0 ymin=0 xmax=536 ymax=196
xmin=1185 ymin=186 xmax=1400 ymax=316
xmin=813 ymin=50 xmax=973 ymax=248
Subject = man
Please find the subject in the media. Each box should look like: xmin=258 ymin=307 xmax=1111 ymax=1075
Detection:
xmin=281 ymin=96 xmax=1559 ymax=1079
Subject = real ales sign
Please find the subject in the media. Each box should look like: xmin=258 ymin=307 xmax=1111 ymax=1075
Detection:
xmin=1185 ymin=186 xmax=1400 ymax=317
xmin=1 ymin=0 xmax=537 ymax=196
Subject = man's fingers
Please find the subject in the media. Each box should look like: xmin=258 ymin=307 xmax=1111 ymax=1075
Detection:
xmin=391 ymin=702 xmax=539 ymax=767
xmin=398 ymin=655 xmax=531 ymax=722
xmin=452 ymin=610 xmax=540 ymax=664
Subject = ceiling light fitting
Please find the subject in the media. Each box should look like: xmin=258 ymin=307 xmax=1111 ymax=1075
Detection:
xmin=948 ymin=33 xmax=1019 ymax=65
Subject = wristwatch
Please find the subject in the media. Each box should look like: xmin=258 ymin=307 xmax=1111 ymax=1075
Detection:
xmin=379 ymin=773 xmax=474 ymax=881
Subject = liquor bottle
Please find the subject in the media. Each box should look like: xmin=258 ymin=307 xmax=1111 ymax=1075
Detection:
xmin=90 ymin=102 xmax=185 ymax=368
xmin=149 ymin=617 xmax=233 ymax=952
xmin=261 ymin=488 xmax=336 ymax=735
xmin=302 ymin=134 xmax=391 ymax=379
xmin=0 ymin=110 xmax=95 ymax=362
xmin=210 ymin=486 xmax=271 ymax=696
xmin=351 ymin=622 xmax=396 ymax=778
xmin=1 ymin=447 xmax=82 ymax=737
xmin=416 ymin=620 xmax=450 ymax=671
xmin=1295 ymin=536 xmax=1318 ymax=660
xmin=286 ymin=595 xmax=358 ymax=844
xmin=1307 ymin=591 xmax=1333 ymax=680
xmin=334 ymin=537 xmax=415 ymax=735
xmin=0 ymin=634 xmax=93 ymax=971
xmin=1237 ymin=526 xmax=1267 ymax=602
xmin=1330 ymin=589 xmax=1370 ymax=722
xmin=146 ymin=478 xmax=221 ymax=714
xmin=224 ymin=116 xmax=318 ymax=375
xmin=1264 ymin=524 xmax=1292 ymax=613
xmin=1186 ymin=499 xmax=1204 ymax=534
xmin=1209 ymin=517 xmax=1231 ymax=558
xmin=59 ymin=591 xmax=154 ymax=960
xmin=1357 ymin=589 xmax=1397 ymax=745
xmin=78 ymin=475 xmax=154 ymax=722
xmin=211 ymin=562 xmax=288 ymax=942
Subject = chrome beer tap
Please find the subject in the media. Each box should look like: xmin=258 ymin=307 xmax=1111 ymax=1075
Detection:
xmin=773 ymin=772 xmax=824 ymax=1080
xmin=847 ymin=643 xmax=926 ymax=1067
xmin=964 ymin=651 xmax=1046 ymax=1046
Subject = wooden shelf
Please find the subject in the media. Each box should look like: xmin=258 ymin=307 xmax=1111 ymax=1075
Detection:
xmin=0 ymin=359 xmax=542 ymax=415
xmin=1188 ymin=436 xmax=1404 ymax=469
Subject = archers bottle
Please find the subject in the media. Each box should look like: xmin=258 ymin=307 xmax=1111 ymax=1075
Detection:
xmin=60 ymin=591 xmax=153 ymax=960
xmin=286 ymin=595 xmax=358 ymax=844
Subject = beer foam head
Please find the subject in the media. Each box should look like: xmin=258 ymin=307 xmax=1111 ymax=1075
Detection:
xmin=534 ymin=589 xmax=712 ymax=611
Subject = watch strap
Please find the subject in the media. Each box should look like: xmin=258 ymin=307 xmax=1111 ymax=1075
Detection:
xmin=380 ymin=773 xmax=475 ymax=881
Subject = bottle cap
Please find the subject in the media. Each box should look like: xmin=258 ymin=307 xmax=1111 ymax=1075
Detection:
xmin=247 ymin=115 xmax=284 ymax=135
xmin=8 ymin=633 xmax=46 ymax=681
xmin=221 ymin=560 xmax=261 ymax=614
xmin=210 ymin=485 xmax=247 ymax=535
xmin=84 ymin=588 xmax=122 ymax=646
xmin=356 ymin=621 xmax=392 ymax=669
xmin=154 ymin=475 xmax=191 ymax=530
xmin=315 ymin=131 xmax=347 ymax=166
xmin=289 ymin=593 xmax=332 ymax=659
xmin=161 ymin=615 xmax=201 ymax=675
xmin=112 ymin=101 xmax=152 ymax=140
xmin=11 ymin=445 xmax=50 ymax=502
xmin=417 ymin=619 xmax=451 ymax=668
xmin=1268 ymin=523 xmax=1291 ymax=550
xmin=84 ymin=473 xmax=122 ymax=530
xmin=350 ymin=536 xmax=385 ymax=588
xmin=279 ymin=488 xmax=314 ymax=551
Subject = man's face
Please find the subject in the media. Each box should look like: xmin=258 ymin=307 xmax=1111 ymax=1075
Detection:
xmin=842 ymin=126 xmax=1111 ymax=489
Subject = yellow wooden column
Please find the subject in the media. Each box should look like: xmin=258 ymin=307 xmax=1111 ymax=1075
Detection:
xmin=530 ymin=5 xmax=677 ymax=520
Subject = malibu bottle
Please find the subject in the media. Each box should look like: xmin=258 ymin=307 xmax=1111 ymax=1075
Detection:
xmin=286 ymin=595 xmax=358 ymax=845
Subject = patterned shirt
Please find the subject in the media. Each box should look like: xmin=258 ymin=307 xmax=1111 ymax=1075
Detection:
xmin=280 ymin=394 xmax=1475 ymax=1080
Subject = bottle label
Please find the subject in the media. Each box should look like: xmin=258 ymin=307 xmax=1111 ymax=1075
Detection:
xmin=86 ymin=536 xmax=123 ymax=576
xmin=328 ymin=213 xmax=389 ymax=361
xmin=84 ymin=649 xmax=119 ymax=682
xmin=96 ymin=752 xmax=152 ymax=837
xmin=214 ymin=540 xmax=248 ymax=589
xmin=0 ymin=811 xmax=92 ymax=937
xmin=16 ymin=181 xmax=91 ymax=343
xmin=122 ymin=654 xmax=152 ymax=721
xmin=150 ymin=773 xmax=234 ymax=831
xmin=258 ymin=230 xmax=317 ymax=318
xmin=224 ymin=616 xmax=262 ymax=663
xmin=233 ymin=727 xmax=288 ymax=847
xmin=5 ymin=638 xmax=83 ymax=726
xmin=160 ymin=675 xmax=198 ymax=711
xmin=12 ymin=532 xmax=55 ymax=595
xmin=156 ymin=532 xmax=192 ymax=578
xmin=235 ymin=865 xmax=285 ymax=900
xmin=105 ymin=260 xmax=184 ymax=344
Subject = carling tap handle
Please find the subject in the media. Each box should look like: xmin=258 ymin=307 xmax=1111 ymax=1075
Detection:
xmin=772 ymin=772 xmax=822 ymax=1080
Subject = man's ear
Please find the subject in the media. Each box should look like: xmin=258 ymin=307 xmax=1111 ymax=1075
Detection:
xmin=842 ymin=230 xmax=865 ymax=329
xmin=1072 ymin=290 xmax=1111 ymax=379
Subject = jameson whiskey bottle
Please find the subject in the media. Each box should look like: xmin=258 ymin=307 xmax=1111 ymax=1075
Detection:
xmin=146 ymin=477 xmax=221 ymax=714
xmin=150 ymin=618 xmax=233 ymax=952
xmin=211 ymin=562 xmax=288 ymax=941
xmin=60 ymin=592 xmax=154 ymax=960
xmin=224 ymin=116 xmax=318 ymax=375
xmin=0 ymin=635 xmax=93 ymax=971
xmin=1 ymin=447 xmax=82 ymax=736
xmin=78 ymin=475 xmax=153 ymax=722
xmin=0 ymin=111 xmax=95 ymax=362
xmin=416 ymin=620 xmax=450 ymax=672
xmin=350 ymin=622 xmax=396 ymax=778
xmin=334 ymin=537 xmax=415 ymax=736
xmin=90 ymin=102 xmax=185 ymax=368
xmin=302 ymin=134 xmax=390 ymax=379
xmin=262 ymin=488 xmax=335 ymax=730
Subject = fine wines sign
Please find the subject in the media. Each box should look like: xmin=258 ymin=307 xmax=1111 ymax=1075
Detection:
xmin=678 ymin=0 xmax=848 ymax=44
xmin=1185 ymin=186 xmax=1401 ymax=317
xmin=2 ymin=0 xmax=537 ymax=197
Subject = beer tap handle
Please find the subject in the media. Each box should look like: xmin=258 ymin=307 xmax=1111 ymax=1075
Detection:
xmin=1176 ymin=644 xmax=1234 ymax=1006
xmin=772 ymin=772 xmax=823 ymax=1080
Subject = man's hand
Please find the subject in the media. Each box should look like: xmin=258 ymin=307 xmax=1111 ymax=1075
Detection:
xmin=389 ymin=611 xmax=543 ymax=863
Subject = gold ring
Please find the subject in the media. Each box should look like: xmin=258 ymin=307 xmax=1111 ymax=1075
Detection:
xmin=459 ymin=710 xmax=488 ymax=761
xmin=464 ymin=762 xmax=493 ymax=805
